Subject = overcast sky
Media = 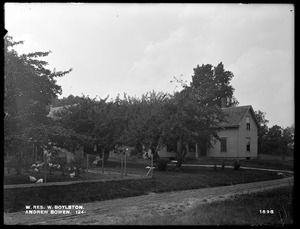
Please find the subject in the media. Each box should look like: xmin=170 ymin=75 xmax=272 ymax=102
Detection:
xmin=5 ymin=3 xmax=294 ymax=128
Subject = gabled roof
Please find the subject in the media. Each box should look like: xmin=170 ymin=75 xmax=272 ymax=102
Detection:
xmin=219 ymin=105 xmax=259 ymax=128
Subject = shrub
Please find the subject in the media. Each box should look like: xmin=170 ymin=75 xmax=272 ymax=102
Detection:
xmin=6 ymin=155 xmax=23 ymax=175
xmin=157 ymin=159 xmax=168 ymax=171
xmin=69 ymin=155 xmax=87 ymax=177
xmin=233 ymin=159 xmax=240 ymax=170
xmin=222 ymin=160 xmax=226 ymax=170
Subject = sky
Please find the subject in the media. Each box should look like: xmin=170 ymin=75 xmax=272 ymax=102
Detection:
xmin=4 ymin=3 xmax=294 ymax=128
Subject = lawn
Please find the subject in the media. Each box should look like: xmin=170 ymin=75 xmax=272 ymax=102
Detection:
xmin=4 ymin=165 xmax=292 ymax=213
xmin=126 ymin=186 xmax=294 ymax=225
xmin=3 ymin=170 xmax=142 ymax=185
xmin=184 ymin=157 xmax=294 ymax=171
xmin=5 ymin=155 xmax=293 ymax=186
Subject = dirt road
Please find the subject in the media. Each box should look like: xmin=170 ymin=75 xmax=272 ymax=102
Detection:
xmin=4 ymin=176 xmax=293 ymax=225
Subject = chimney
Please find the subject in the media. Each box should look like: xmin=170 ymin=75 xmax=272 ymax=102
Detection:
xmin=221 ymin=97 xmax=227 ymax=108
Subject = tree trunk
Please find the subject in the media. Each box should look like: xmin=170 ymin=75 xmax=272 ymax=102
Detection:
xmin=15 ymin=154 xmax=23 ymax=175
xmin=61 ymin=166 xmax=65 ymax=176
xmin=103 ymin=147 xmax=110 ymax=165
xmin=175 ymin=141 xmax=187 ymax=169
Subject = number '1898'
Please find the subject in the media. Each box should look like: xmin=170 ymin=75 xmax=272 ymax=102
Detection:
xmin=259 ymin=210 xmax=274 ymax=214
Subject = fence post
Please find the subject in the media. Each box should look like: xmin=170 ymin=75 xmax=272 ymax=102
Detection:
xmin=44 ymin=151 xmax=47 ymax=183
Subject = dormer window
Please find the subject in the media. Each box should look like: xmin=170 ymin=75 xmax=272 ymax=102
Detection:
xmin=246 ymin=117 xmax=250 ymax=130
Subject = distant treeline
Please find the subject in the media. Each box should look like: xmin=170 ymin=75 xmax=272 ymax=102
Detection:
xmin=51 ymin=95 xmax=84 ymax=107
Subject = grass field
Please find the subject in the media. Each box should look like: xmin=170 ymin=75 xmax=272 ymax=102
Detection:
xmin=4 ymin=165 xmax=292 ymax=213
xmin=126 ymin=186 xmax=294 ymax=225
xmin=184 ymin=157 xmax=294 ymax=171
xmin=4 ymin=155 xmax=293 ymax=186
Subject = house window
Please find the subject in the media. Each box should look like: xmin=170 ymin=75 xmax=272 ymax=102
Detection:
xmin=189 ymin=143 xmax=196 ymax=152
xmin=246 ymin=117 xmax=250 ymax=130
xmin=246 ymin=138 xmax=251 ymax=152
xmin=220 ymin=138 xmax=227 ymax=152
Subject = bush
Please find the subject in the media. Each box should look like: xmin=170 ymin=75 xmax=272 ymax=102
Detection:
xmin=157 ymin=159 xmax=168 ymax=171
xmin=222 ymin=160 xmax=226 ymax=170
xmin=6 ymin=155 xmax=23 ymax=175
xmin=69 ymin=155 xmax=87 ymax=177
xmin=233 ymin=159 xmax=240 ymax=170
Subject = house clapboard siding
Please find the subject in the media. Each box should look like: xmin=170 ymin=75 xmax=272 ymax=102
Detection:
xmin=207 ymin=105 xmax=259 ymax=159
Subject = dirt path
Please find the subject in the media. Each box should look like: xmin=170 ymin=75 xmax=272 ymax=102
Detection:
xmin=4 ymin=176 xmax=293 ymax=225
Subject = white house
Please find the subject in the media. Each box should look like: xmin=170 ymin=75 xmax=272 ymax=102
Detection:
xmin=157 ymin=105 xmax=259 ymax=160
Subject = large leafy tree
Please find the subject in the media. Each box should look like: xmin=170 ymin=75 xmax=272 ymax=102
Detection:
xmin=121 ymin=91 xmax=171 ymax=158
xmin=53 ymin=95 xmax=124 ymax=160
xmin=4 ymin=36 xmax=72 ymax=122
xmin=121 ymin=63 xmax=236 ymax=168
xmin=157 ymin=62 xmax=236 ymax=168
xmin=263 ymin=124 xmax=294 ymax=160
xmin=121 ymin=88 xmax=226 ymax=168
xmin=282 ymin=125 xmax=294 ymax=158
xmin=190 ymin=62 xmax=238 ymax=107
xmin=121 ymin=92 xmax=166 ymax=143
xmin=4 ymin=35 xmax=73 ymax=172
xmin=158 ymin=87 xmax=225 ymax=168
xmin=255 ymin=110 xmax=269 ymax=155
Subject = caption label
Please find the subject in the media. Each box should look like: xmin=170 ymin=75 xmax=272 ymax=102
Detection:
xmin=25 ymin=205 xmax=86 ymax=215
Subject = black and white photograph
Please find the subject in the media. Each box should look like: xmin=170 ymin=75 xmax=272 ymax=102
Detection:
xmin=4 ymin=3 xmax=294 ymax=225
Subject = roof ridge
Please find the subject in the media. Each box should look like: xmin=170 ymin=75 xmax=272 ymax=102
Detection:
xmin=219 ymin=105 xmax=252 ymax=128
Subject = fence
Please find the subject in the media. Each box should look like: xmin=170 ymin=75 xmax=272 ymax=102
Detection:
xmin=86 ymin=150 xmax=155 ymax=180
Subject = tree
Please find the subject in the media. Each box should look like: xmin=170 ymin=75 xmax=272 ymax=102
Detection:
xmin=122 ymin=88 xmax=226 ymax=169
xmin=121 ymin=91 xmax=171 ymax=155
xmin=255 ymin=110 xmax=269 ymax=154
xmin=158 ymin=88 xmax=225 ymax=168
xmin=190 ymin=62 xmax=238 ymax=107
xmin=264 ymin=125 xmax=283 ymax=155
xmin=121 ymin=63 xmax=236 ymax=169
xmin=263 ymin=124 xmax=294 ymax=160
xmin=4 ymin=36 xmax=72 ymax=121
xmin=51 ymin=94 xmax=83 ymax=107
xmin=158 ymin=62 xmax=236 ymax=168
xmin=4 ymin=35 xmax=72 ymax=173
xmin=282 ymin=125 xmax=294 ymax=159
xmin=52 ymin=95 xmax=123 ymax=164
